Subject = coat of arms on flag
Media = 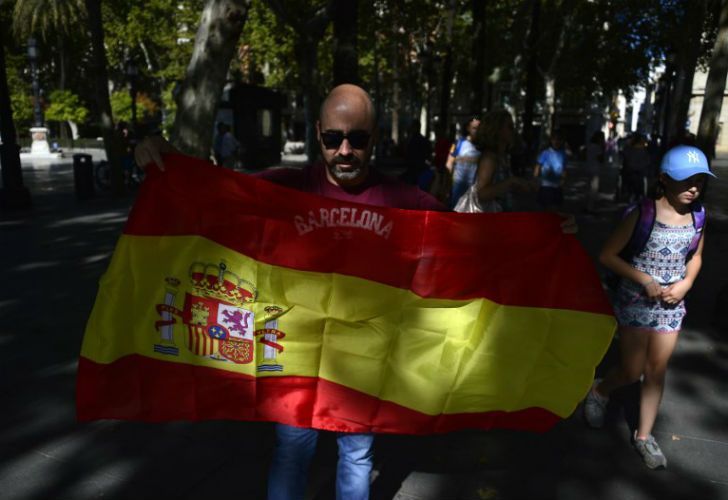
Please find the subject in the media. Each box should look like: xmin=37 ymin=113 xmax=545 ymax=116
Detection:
xmin=153 ymin=261 xmax=287 ymax=369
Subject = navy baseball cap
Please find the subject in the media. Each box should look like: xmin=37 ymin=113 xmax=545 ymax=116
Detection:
xmin=660 ymin=145 xmax=717 ymax=181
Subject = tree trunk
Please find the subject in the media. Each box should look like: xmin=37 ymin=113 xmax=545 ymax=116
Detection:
xmin=542 ymin=74 xmax=556 ymax=140
xmin=539 ymin=1 xmax=573 ymax=147
xmin=0 ymin=39 xmax=32 ymax=208
xmin=171 ymin=0 xmax=251 ymax=158
xmin=697 ymin=0 xmax=728 ymax=158
xmin=470 ymin=0 xmax=486 ymax=115
xmin=85 ymin=0 xmax=125 ymax=197
xmin=332 ymin=0 xmax=358 ymax=86
xmin=374 ymin=33 xmax=382 ymax=123
xmin=438 ymin=0 xmax=455 ymax=130
xmin=390 ymin=40 xmax=401 ymax=146
xmin=666 ymin=0 xmax=706 ymax=144
xmin=295 ymin=35 xmax=322 ymax=162
xmin=521 ymin=0 xmax=540 ymax=152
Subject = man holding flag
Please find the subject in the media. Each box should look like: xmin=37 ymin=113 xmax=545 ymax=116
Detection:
xmin=136 ymin=84 xmax=445 ymax=500
xmin=116 ymin=84 xmax=596 ymax=500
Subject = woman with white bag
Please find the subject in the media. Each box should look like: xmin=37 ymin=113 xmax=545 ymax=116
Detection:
xmin=454 ymin=109 xmax=535 ymax=213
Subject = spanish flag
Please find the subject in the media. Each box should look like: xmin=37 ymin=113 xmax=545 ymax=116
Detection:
xmin=76 ymin=154 xmax=615 ymax=434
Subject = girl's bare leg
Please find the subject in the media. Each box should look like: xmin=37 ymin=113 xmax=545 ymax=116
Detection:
xmin=596 ymin=327 xmax=649 ymax=397
xmin=637 ymin=330 xmax=679 ymax=438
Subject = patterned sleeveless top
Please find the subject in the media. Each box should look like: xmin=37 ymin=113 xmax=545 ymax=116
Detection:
xmin=615 ymin=220 xmax=696 ymax=332
xmin=628 ymin=221 xmax=695 ymax=288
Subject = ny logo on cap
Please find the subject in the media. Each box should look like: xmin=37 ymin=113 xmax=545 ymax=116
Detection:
xmin=686 ymin=151 xmax=700 ymax=163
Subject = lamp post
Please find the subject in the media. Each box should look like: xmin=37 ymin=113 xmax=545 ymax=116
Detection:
xmin=27 ymin=37 xmax=54 ymax=157
xmin=126 ymin=60 xmax=138 ymax=134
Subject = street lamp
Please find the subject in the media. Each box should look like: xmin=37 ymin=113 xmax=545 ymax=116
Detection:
xmin=26 ymin=36 xmax=55 ymax=157
xmin=126 ymin=60 xmax=138 ymax=133
xmin=27 ymin=37 xmax=43 ymax=127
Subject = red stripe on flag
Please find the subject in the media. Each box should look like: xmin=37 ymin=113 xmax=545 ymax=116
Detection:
xmin=124 ymin=155 xmax=611 ymax=315
xmin=76 ymin=355 xmax=560 ymax=434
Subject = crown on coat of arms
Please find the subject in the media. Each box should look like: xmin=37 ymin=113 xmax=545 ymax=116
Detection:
xmin=188 ymin=261 xmax=257 ymax=307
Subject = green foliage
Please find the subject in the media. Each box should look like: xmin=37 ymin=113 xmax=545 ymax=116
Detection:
xmin=10 ymin=92 xmax=34 ymax=125
xmin=12 ymin=0 xmax=86 ymax=41
xmin=110 ymin=90 xmax=159 ymax=123
xmin=161 ymin=81 xmax=178 ymax=135
xmin=239 ymin=2 xmax=297 ymax=88
xmin=103 ymin=0 xmax=203 ymax=82
xmin=45 ymin=89 xmax=89 ymax=123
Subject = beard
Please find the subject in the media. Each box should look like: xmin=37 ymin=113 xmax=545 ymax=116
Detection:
xmin=327 ymin=155 xmax=367 ymax=183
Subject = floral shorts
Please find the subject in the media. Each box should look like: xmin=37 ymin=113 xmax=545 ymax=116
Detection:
xmin=614 ymin=284 xmax=685 ymax=333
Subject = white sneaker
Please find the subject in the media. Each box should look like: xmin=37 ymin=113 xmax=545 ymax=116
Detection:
xmin=583 ymin=381 xmax=609 ymax=428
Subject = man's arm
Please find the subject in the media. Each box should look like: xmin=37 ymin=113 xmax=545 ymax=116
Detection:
xmin=134 ymin=136 xmax=181 ymax=172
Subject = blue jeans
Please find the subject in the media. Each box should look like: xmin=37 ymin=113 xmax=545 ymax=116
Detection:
xmin=449 ymin=161 xmax=478 ymax=209
xmin=267 ymin=423 xmax=374 ymax=500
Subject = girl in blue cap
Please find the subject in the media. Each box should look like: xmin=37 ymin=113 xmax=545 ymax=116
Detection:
xmin=583 ymin=145 xmax=716 ymax=469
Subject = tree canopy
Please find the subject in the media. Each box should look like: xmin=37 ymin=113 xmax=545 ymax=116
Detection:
xmin=1 ymin=0 xmax=723 ymax=152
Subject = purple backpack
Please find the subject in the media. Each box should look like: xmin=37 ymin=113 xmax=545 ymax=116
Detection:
xmin=605 ymin=197 xmax=705 ymax=293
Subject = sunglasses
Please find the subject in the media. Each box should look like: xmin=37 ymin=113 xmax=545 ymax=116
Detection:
xmin=320 ymin=130 xmax=371 ymax=150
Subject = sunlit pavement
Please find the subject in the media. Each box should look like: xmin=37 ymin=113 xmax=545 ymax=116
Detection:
xmin=1 ymin=151 xmax=726 ymax=499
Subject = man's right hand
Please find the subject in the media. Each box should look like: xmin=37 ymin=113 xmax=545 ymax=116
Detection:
xmin=134 ymin=135 xmax=180 ymax=172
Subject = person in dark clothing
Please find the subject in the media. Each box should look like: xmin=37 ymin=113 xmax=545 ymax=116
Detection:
xmin=620 ymin=133 xmax=651 ymax=203
xmin=403 ymin=120 xmax=431 ymax=185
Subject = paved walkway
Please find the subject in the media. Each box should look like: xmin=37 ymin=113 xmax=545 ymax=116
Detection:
xmin=0 ymin=151 xmax=727 ymax=499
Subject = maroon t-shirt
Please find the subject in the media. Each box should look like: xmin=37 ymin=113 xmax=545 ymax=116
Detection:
xmin=255 ymin=163 xmax=446 ymax=211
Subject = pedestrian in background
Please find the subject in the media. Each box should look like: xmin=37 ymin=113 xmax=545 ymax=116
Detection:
xmin=427 ymin=123 xmax=454 ymax=203
xmin=446 ymin=116 xmax=481 ymax=209
xmin=585 ymin=130 xmax=605 ymax=213
xmin=213 ymin=122 xmax=239 ymax=168
xmin=455 ymin=109 xmax=533 ymax=213
xmin=620 ymin=133 xmax=650 ymax=203
xmin=403 ymin=119 xmax=431 ymax=185
xmin=534 ymin=131 xmax=568 ymax=211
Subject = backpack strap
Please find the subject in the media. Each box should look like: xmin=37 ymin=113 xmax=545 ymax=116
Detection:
xmin=452 ymin=138 xmax=464 ymax=157
xmin=687 ymin=202 xmax=706 ymax=261
xmin=619 ymin=197 xmax=655 ymax=262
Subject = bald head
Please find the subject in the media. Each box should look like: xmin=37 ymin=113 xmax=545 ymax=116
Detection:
xmin=319 ymin=84 xmax=376 ymax=132
xmin=317 ymin=84 xmax=377 ymax=188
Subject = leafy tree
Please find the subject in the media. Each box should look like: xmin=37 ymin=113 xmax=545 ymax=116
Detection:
xmin=109 ymin=90 xmax=158 ymax=123
xmin=12 ymin=0 xmax=86 ymax=94
xmin=45 ymin=89 xmax=89 ymax=124
xmin=102 ymin=0 xmax=206 ymax=131
xmin=10 ymin=92 xmax=34 ymax=126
